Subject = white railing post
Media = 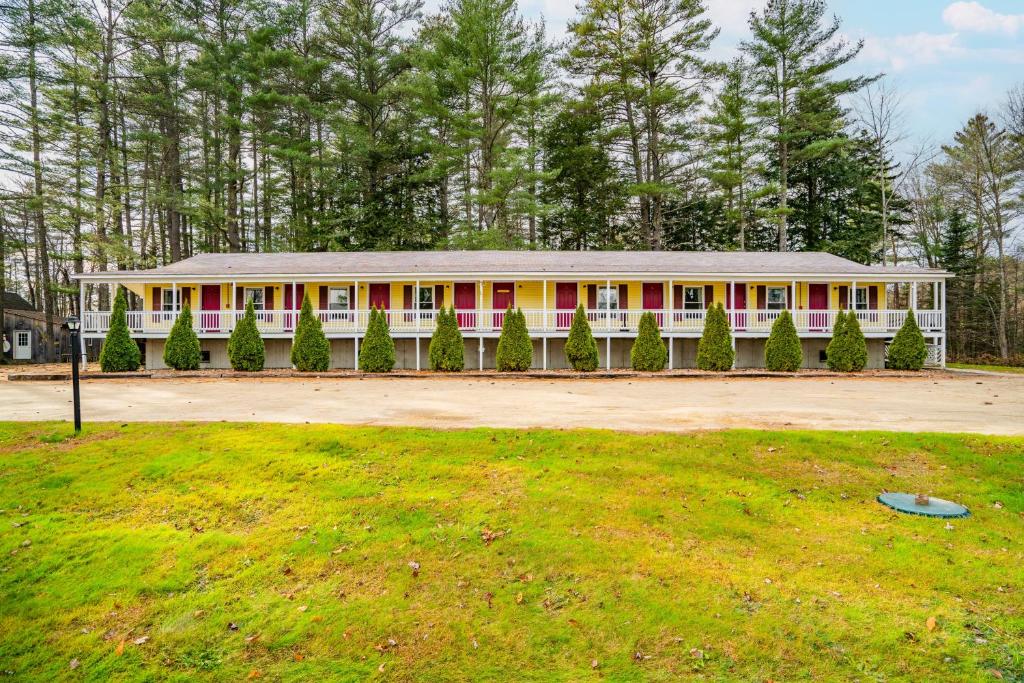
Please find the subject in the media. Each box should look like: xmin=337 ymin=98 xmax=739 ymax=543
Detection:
xmin=542 ymin=279 xmax=548 ymax=331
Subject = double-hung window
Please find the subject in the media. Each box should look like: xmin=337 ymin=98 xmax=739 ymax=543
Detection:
xmin=597 ymin=286 xmax=619 ymax=311
xmin=328 ymin=287 xmax=350 ymax=311
xmin=766 ymin=287 xmax=787 ymax=310
xmin=854 ymin=287 xmax=869 ymax=311
xmin=683 ymin=286 xmax=703 ymax=310
xmin=244 ymin=287 xmax=265 ymax=311
xmin=161 ymin=289 xmax=176 ymax=311
xmin=418 ymin=286 xmax=434 ymax=311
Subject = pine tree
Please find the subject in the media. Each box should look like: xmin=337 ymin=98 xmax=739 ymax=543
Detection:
xmin=291 ymin=291 xmax=330 ymax=371
xmin=887 ymin=310 xmax=927 ymax=370
xmin=565 ymin=304 xmax=598 ymax=371
xmin=228 ymin=300 xmax=266 ymax=371
xmin=631 ymin=311 xmax=667 ymax=371
xmin=742 ymin=0 xmax=874 ymax=250
xmin=429 ymin=306 xmax=465 ymax=371
xmin=696 ymin=303 xmax=734 ymax=370
xmin=764 ymin=309 xmax=803 ymax=371
xmin=496 ymin=307 xmax=533 ymax=371
xmin=359 ymin=307 xmax=396 ymax=372
xmin=163 ymin=302 xmax=201 ymax=370
xmin=99 ymin=286 xmax=141 ymax=372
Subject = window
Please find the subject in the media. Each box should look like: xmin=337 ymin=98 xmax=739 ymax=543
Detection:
xmin=854 ymin=287 xmax=869 ymax=311
xmin=597 ymin=286 xmax=618 ymax=310
xmin=683 ymin=286 xmax=703 ymax=310
xmin=328 ymin=287 xmax=350 ymax=311
xmin=766 ymin=287 xmax=787 ymax=310
xmin=161 ymin=289 xmax=175 ymax=311
xmin=200 ymin=350 xmax=211 ymax=364
xmin=418 ymin=286 xmax=433 ymax=311
xmin=244 ymin=287 xmax=265 ymax=310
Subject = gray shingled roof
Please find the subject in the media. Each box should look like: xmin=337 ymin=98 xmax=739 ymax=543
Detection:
xmin=74 ymin=250 xmax=948 ymax=279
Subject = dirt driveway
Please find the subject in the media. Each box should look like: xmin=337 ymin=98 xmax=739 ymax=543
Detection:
xmin=2 ymin=372 xmax=1022 ymax=434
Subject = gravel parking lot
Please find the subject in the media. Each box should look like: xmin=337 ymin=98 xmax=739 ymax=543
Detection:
xmin=2 ymin=372 xmax=1022 ymax=434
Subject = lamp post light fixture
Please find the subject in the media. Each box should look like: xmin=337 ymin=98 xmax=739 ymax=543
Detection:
xmin=65 ymin=315 xmax=82 ymax=433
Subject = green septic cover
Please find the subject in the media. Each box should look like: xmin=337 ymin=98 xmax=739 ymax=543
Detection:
xmin=877 ymin=493 xmax=970 ymax=518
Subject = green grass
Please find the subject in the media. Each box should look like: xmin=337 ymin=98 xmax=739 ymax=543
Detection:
xmin=948 ymin=362 xmax=1024 ymax=375
xmin=0 ymin=423 xmax=1021 ymax=682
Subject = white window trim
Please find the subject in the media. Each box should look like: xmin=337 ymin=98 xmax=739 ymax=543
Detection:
xmin=854 ymin=286 xmax=869 ymax=311
xmin=161 ymin=288 xmax=176 ymax=311
xmin=328 ymin=286 xmax=350 ymax=311
xmin=766 ymin=286 xmax=787 ymax=310
xmin=597 ymin=285 xmax=619 ymax=311
xmin=418 ymin=286 xmax=433 ymax=311
xmin=683 ymin=286 xmax=703 ymax=310
xmin=244 ymin=287 xmax=265 ymax=311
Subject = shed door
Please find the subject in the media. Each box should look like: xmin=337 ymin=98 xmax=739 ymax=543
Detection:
xmin=13 ymin=330 xmax=32 ymax=360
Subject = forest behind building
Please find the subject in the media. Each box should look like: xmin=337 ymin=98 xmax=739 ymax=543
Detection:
xmin=1 ymin=0 xmax=1021 ymax=362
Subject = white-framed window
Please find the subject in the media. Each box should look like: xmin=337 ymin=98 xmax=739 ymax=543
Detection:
xmin=161 ymin=289 xmax=176 ymax=311
xmin=245 ymin=287 xmax=265 ymax=310
xmin=683 ymin=286 xmax=703 ymax=310
xmin=418 ymin=286 xmax=433 ymax=311
xmin=597 ymin=286 xmax=619 ymax=310
xmin=328 ymin=287 xmax=350 ymax=310
xmin=854 ymin=287 xmax=869 ymax=311
xmin=766 ymin=287 xmax=787 ymax=310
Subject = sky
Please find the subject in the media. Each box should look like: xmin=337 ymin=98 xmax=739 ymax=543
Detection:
xmin=425 ymin=0 xmax=1024 ymax=150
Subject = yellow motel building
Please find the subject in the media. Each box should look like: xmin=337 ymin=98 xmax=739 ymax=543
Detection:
xmin=73 ymin=251 xmax=950 ymax=370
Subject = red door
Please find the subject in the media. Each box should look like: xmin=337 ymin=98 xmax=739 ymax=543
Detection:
xmin=200 ymin=285 xmax=221 ymax=332
xmin=454 ymin=282 xmax=476 ymax=329
xmin=283 ymin=284 xmax=305 ymax=331
xmin=555 ymin=282 xmax=577 ymax=328
xmin=642 ymin=283 xmax=664 ymax=326
xmin=492 ymin=282 xmax=514 ymax=328
xmin=809 ymin=283 xmax=828 ymax=330
xmin=726 ymin=283 xmax=747 ymax=330
xmin=369 ymin=284 xmax=390 ymax=309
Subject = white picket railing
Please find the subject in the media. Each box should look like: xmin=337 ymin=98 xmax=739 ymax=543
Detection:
xmin=82 ymin=308 xmax=945 ymax=336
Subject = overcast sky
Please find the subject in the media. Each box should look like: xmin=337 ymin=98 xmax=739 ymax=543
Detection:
xmin=422 ymin=0 xmax=1024 ymax=149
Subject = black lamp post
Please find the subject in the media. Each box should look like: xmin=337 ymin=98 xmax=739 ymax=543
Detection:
xmin=65 ymin=315 xmax=82 ymax=433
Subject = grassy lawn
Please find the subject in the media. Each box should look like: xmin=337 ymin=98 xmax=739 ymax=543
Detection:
xmin=948 ymin=362 xmax=1024 ymax=375
xmin=0 ymin=424 xmax=1021 ymax=682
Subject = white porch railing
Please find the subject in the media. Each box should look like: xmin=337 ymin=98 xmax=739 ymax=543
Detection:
xmin=81 ymin=308 xmax=945 ymax=336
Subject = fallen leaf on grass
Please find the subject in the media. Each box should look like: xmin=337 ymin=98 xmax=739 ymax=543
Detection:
xmin=69 ymin=659 xmax=79 ymax=670
xmin=926 ymin=616 xmax=937 ymax=632
xmin=515 ymin=592 xmax=524 ymax=605
xmin=408 ymin=560 xmax=420 ymax=577
xmin=247 ymin=670 xmax=261 ymax=680
xmin=480 ymin=528 xmax=506 ymax=545
xmin=115 ymin=639 xmax=125 ymax=656
xmin=133 ymin=636 xmax=149 ymax=645
xmin=293 ymin=653 xmax=304 ymax=662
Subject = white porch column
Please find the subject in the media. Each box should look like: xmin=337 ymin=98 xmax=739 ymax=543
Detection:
xmin=668 ymin=279 xmax=674 ymax=332
xmin=291 ymin=281 xmax=297 ymax=334
xmin=542 ymin=336 xmax=547 ymax=370
xmin=542 ymin=279 xmax=548 ymax=331
xmin=353 ymin=281 xmax=360 ymax=368
xmin=941 ymin=280 xmax=947 ymax=367
xmin=933 ymin=281 xmax=938 ymax=311
xmin=911 ymin=281 xmax=918 ymax=310
xmin=850 ymin=280 xmax=856 ymax=310
xmin=479 ymin=336 xmax=484 ymax=370
xmin=415 ymin=280 xmax=421 ymax=333
xmin=231 ymin=281 xmax=237 ymax=330
xmin=605 ymin=278 xmax=611 ymax=370
xmin=172 ymin=282 xmax=178 ymax=314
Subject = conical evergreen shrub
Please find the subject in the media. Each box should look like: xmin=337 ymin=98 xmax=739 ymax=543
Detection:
xmin=764 ymin=309 xmax=803 ymax=372
xmin=227 ymin=299 xmax=265 ymax=371
xmin=99 ymin=286 xmax=141 ymax=372
xmin=429 ymin=306 xmax=465 ymax=371
xmin=631 ymin=311 xmax=667 ymax=371
xmin=565 ymin=304 xmax=598 ymax=371
xmin=359 ymin=306 xmax=396 ymax=372
xmin=696 ymin=303 xmax=735 ymax=371
xmin=163 ymin=302 xmax=201 ymax=370
xmin=496 ymin=307 xmax=532 ymax=371
xmin=844 ymin=311 xmax=868 ymax=371
xmin=887 ymin=309 xmax=927 ymax=370
xmin=291 ymin=291 xmax=331 ymax=371
xmin=825 ymin=310 xmax=850 ymax=371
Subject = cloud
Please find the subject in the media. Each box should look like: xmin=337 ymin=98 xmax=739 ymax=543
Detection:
xmin=859 ymin=32 xmax=965 ymax=71
xmin=942 ymin=1 xmax=1024 ymax=36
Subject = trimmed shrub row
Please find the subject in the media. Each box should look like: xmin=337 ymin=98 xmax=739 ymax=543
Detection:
xmin=102 ymin=297 xmax=927 ymax=373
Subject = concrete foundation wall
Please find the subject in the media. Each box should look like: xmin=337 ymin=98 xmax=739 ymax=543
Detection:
xmin=142 ymin=335 xmax=888 ymax=370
